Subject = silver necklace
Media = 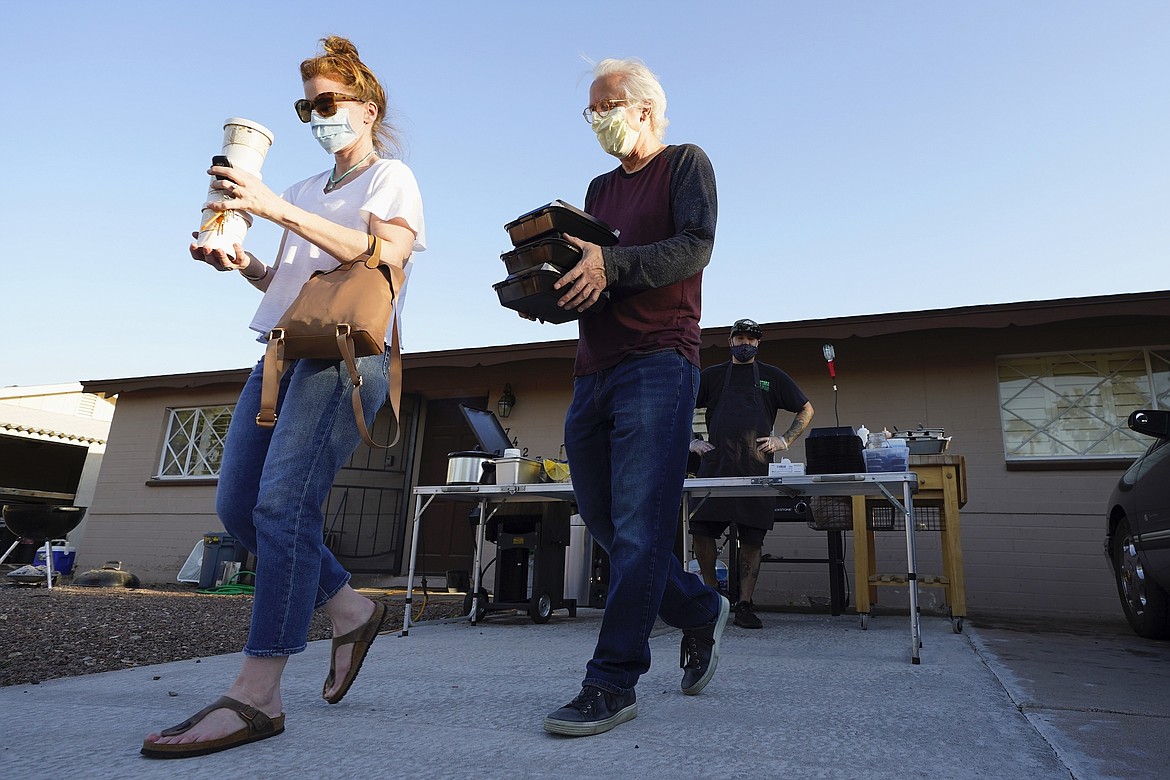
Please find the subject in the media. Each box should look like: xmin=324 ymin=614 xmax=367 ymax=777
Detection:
xmin=324 ymin=150 xmax=376 ymax=193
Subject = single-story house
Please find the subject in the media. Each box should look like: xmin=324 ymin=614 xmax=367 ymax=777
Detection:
xmin=77 ymin=290 xmax=1169 ymax=622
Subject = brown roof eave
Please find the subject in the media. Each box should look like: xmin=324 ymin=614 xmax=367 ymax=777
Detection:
xmin=82 ymin=368 xmax=252 ymax=397
xmin=402 ymin=338 xmax=579 ymax=369
xmin=82 ymin=290 xmax=1169 ymax=392
xmin=719 ymin=290 xmax=1170 ymax=345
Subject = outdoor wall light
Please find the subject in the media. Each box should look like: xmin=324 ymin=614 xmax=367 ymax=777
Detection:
xmin=498 ymin=384 xmax=516 ymax=418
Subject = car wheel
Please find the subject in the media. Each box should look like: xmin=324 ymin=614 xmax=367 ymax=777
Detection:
xmin=1112 ymin=515 xmax=1170 ymax=640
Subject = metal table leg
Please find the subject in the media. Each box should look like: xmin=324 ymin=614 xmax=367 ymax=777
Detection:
xmin=727 ymin=523 xmax=740 ymax=604
xmin=402 ymin=492 xmax=435 ymax=636
xmin=874 ymin=479 xmax=922 ymax=664
xmin=468 ymin=498 xmax=488 ymax=625
xmin=903 ymin=481 xmax=921 ymax=664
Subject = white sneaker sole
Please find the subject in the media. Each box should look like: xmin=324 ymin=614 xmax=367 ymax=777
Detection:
xmin=543 ymin=702 xmax=638 ymax=736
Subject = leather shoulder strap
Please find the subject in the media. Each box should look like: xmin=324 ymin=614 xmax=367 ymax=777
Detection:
xmin=348 ymin=235 xmax=407 ymax=449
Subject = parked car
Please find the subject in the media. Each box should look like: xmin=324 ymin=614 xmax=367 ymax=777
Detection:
xmin=1105 ymin=409 xmax=1170 ymax=639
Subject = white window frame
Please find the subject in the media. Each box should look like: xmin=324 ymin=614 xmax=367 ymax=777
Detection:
xmin=997 ymin=347 xmax=1169 ymax=462
xmin=157 ymin=405 xmax=235 ymax=479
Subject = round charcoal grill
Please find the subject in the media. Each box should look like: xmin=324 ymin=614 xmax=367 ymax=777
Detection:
xmin=1 ymin=505 xmax=87 ymax=588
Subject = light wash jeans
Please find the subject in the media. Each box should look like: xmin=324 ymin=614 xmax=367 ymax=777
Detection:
xmin=565 ymin=349 xmax=723 ymax=694
xmin=217 ymin=352 xmax=390 ymax=657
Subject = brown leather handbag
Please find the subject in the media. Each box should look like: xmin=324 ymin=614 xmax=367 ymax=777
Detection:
xmin=256 ymin=235 xmax=405 ymax=448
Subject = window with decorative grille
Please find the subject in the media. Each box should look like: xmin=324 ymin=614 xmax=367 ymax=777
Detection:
xmin=997 ymin=348 xmax=1169 ymax=460
xmin=158 ymin=405 xmax=234 ymax=478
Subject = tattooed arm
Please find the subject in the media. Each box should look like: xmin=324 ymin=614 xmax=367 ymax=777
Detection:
xmin=779 ymin=402 xmax=815 ymax=448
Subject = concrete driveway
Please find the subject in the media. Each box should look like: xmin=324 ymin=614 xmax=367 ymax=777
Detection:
xmin=1 ymin=608 xmax=1166 ymax=778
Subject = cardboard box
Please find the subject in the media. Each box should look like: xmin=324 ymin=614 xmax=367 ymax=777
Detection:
xmin=768 ymin=460 xmax=806 ymax=476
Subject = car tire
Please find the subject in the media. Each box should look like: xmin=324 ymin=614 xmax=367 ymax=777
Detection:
xmin=1112 ymin=515 xmax=1170 ymax=640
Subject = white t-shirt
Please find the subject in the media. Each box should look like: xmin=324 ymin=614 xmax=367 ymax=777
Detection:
xmin=249 ymin=158 xmax=427 ymax=345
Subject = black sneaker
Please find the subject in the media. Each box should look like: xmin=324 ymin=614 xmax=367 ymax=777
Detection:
xmin=680 ymin=594 xmax=730 ymax=695
xmin=543 ymin=685 xmax=637 ymax=736
xmin=733 ymin=600 xmax=763 ymax=629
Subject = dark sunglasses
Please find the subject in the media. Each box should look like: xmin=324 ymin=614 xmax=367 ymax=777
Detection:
xmin=293 ymin=92 xmax=365 ymax=123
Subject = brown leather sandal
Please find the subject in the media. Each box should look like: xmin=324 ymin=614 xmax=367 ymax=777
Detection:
xmin=140 ymin=695 xmax=285 ymax=759
xmin=323 ymin=600 xmax=388 ymax=704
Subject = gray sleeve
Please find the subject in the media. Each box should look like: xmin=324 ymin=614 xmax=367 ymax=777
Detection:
xmin=600 ymin=144 xmax=718 ymax=290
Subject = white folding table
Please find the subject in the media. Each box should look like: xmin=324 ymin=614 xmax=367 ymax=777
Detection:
xmin=404 ymin=471 xmax=926 ymax=663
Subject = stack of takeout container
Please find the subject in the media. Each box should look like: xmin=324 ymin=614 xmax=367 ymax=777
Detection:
xmin=494 ymin=200 xmax=619 ymax=323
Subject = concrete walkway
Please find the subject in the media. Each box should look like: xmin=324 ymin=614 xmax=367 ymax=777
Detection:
xmin=2 ymin=609 xmax=1167 ymax=778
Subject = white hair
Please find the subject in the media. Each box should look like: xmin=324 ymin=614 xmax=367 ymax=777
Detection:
xmin=592 ymin=57 xmax=669 ymax=141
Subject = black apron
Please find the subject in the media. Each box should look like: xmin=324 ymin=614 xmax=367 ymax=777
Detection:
xmin=693 ymin=361 xmax=776 ymax=530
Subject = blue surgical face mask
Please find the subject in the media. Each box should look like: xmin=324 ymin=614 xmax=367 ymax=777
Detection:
xmin=731 ymin=344 xmax=758 ymax=363
xmin=310 ymin=108 xmax=358 ymax=154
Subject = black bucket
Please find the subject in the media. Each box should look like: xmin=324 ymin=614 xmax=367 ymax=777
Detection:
xmin=446 ymin=569 xmax=470 ymax=593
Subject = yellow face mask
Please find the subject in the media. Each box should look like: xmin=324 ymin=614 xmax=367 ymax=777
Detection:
xmin=591 ymin=108 xmax=642 ymax=158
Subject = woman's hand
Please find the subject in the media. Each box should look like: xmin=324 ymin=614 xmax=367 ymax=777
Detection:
xmin=206 ymin=164 xmax=283 ymax=221
xmin=555 ymin=234 xmax=608 ymax=311
xmin=188 ymin=232 xmax=251 ymax=272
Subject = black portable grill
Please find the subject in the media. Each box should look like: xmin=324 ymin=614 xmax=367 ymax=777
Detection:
xmin=1 ymin=505 xmax=87 ymax=589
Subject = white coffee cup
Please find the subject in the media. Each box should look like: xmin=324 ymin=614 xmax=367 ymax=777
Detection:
xmin=503 ymin=448 xmax=522 ymax=458
xmin=197 ymin=207 xmax=252 ymax=254
xmin=220 ymin=117 xmax=274 ymax=176
xmin=195 ymin=117 xmax=273 ymax=253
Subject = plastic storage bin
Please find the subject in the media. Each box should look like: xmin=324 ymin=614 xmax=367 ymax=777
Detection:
xmin=493 ymin=264 xmax=609 ymax=324
xmin=503 ymin=200 xmax=619 ymax=247
xmin=33 ymin=540 xmax=77 ymax=575
xmin=863 ymin=446 xmax=910 ymax=473
xmin=500 ymin=236 xmax=582 ymax=275
xmin=198 ymin=532 xmax=248 ymax=589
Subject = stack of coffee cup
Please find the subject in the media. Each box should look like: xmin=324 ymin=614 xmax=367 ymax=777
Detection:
xmin=196 ymin=117 xmax=274 ymax=254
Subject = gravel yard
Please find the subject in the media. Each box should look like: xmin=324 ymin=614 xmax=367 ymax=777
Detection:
xmin=0 ymin=582 xmax=462 ymax=688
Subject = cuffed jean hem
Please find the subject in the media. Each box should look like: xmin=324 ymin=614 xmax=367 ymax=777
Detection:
xmin=243 ymin=643 xmax=308 ymax=658
xmin=315 ymin=571 xmax=352 ymax=610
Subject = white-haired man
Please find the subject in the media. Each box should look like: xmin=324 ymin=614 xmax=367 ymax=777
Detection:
xmin=542 ymin=57 xmax=728 ymax=737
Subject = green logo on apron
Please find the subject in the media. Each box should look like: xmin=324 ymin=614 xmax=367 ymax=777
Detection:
xmin=757 ymin=379 xmax=771 ymax=392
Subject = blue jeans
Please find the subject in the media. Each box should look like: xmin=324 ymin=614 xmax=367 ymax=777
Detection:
xmin=216 ymin=352 xmax=390 ymax=657
xmin=565 ymin=349 xmax=723 ymax=694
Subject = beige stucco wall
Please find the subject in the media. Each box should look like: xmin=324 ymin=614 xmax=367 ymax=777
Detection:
xmin=77 ymin=314 xmax=1160 ymax=622
xmin=406 ymin=358 xmax=575 ymax=461
xmin=78 ymin=385 xmax=239 ymax=582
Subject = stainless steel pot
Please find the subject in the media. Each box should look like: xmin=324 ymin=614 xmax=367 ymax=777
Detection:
xmin=446 ymin=451 xmax=492 ymax=485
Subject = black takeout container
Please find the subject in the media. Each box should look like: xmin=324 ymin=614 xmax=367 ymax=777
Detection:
xmin=500 ymin=236 xmax=583 ymax=276
xmin=493 ymin=264 xmax=608 ymax=324
xmin=504 ymin=200 xmax=619 ymax=247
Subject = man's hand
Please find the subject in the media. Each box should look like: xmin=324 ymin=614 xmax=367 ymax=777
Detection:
xmin=690 ymin=439 xmax=714 ymax=455
xmin=555 ymin=234 xmax=608 ymax=311
xmin=756 ymin=435 xmax=787 ymax=455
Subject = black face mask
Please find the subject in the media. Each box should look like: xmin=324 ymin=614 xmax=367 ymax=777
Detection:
xmin=730 ymin=344 xmax=758 ymax=363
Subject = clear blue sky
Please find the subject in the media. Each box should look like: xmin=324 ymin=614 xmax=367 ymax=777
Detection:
xmin=2 ymin=1 xmax=1166 ymax=387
